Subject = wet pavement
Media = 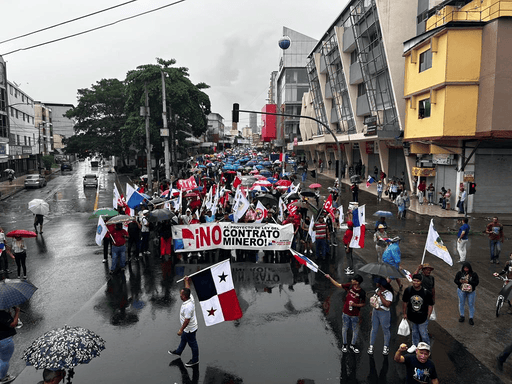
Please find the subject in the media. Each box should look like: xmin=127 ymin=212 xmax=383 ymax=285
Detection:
xmin=0 ymin=162 xmax=509 ymax=383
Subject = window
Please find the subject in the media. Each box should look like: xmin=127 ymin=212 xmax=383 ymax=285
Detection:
xmin=351 ymin=49 xmax=358 ymax=64
xmin=418 ymin=98 xmax=431 ymax=119
xmin=15 ymin=110 xmax=18 ymax=119
xmin=419 ymin=49 xmax=432 ymax=72
xmin=358 ymin=83 xmax=367 ymax=97
xmin=10 ymin=108 xmax=13 ymax=117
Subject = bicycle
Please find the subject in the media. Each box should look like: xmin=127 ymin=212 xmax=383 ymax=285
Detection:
xmin=493 ymin=273 xmax=512 ymax=317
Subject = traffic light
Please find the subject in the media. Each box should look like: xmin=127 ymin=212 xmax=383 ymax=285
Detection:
xmin=232 ymin=103 xmax=239 ymax=123
xmin=469 ymin=182 xmax=476 ymax=195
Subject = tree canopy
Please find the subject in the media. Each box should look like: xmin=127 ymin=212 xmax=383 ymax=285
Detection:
xmin=65 ymin=58 xmax=211 ymax=164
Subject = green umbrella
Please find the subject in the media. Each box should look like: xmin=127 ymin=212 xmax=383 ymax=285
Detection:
xmin=89 ymin=208 xmax=119 ymax=219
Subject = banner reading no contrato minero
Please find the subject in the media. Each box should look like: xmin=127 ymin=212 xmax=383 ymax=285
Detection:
xmin=172 ymin=223 xmax=294 ymax=253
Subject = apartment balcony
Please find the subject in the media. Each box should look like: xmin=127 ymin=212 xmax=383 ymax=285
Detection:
xmin=350 ymin=62 xmax=363 ymax=84
xmin=356 ymin=95 xmax=371 ymax=116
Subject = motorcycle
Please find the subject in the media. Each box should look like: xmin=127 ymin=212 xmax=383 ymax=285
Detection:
xmin=493 ymin=273 xmax=512 ymax=317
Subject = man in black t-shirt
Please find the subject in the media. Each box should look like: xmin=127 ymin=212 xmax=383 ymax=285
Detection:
xmin=394 ymin=342 xmax=439 ymax=384
xmin=402 ymin=274 xmax=434 ymax=354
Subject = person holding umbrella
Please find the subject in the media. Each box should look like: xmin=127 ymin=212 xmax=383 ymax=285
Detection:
xmin=37 ymin=369 xmax=65 ymax=384
xmin=0 ymin=306 xmax=19 ymax=383
xmin=108 ymin=223 xmax=129 ymax=275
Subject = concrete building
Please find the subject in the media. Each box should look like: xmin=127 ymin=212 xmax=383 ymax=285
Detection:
xmin=273 ymin=27 xmax=318 ymax=150
xmin=43 ymin=103 xmax=75 ymax=140
xmin=299 ymin=0 xmax=417 ymax=183
xmin=34 ymin=102 xmax=53 ymax=157
xmin=0 ymin=57 xmax=8 ymax=169
xmin=403 ymin=0 xmax=512 ymax=213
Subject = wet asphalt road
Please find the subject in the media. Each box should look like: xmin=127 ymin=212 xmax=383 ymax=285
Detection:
xmin=0 ymin=162 xmax=509 ymax=383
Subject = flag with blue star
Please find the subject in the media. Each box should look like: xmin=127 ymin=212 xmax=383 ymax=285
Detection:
xmin=190 ymin=259 xmax=243 ymax=326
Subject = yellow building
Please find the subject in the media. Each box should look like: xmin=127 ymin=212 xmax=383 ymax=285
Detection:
xmin=403 ymin=0 xmax=512 ymax=213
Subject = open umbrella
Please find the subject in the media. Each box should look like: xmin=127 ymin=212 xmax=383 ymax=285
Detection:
xmin=6 ymin=230 xmax=37 ymax=238
xmin=249 ymin=185 xmax=269 ymax=193
xmin=254 ymin=180 xmax=272 ymax=188
xmin=254 ymin=194 xmax=278 ymax=207
xmin=28 ymin=199 xmax=50 ymax=216
xmin=105 ymin=215 xmax=135 ymax=225
xmin=300 ymin=191 xmax=316 ymax=198
xmin=3 ymin=169 xmax=14 ymax=174
xmin=89 ymin=207 xmax=119 ymax=219
xmin=358 ymin=262 xmax=405 ymax=279
xmin=23 ymin=325 xmax=106 ymax=371
xmin=0 ymin=279 xmax=38 ymax=310
xmin=309 ymin=183 xmax=322 ymax=189
xmin=148 ymin=209 xmax=176 ymax=223
xmin=275 ymin=179 xmax=292 ymax=187
xmin=373 ymin=210 xmax=394 ymax=217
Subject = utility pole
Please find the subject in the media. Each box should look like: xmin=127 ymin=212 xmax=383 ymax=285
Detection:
xmin=170 ymin=113 xmax=177 ymax=177
xmin=161 ymin=71 xmax=171 ymax=180
xmin=144 ymin=84 xmax=153 ymax=195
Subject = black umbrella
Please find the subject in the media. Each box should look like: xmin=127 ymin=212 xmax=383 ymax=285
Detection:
xmin=254 ymin=194 xmax=278 ymax=207
xmin=286 ymin=193 xmax=300 ymax=201
xmin=300 ymin=191 xmax=316 ymax=198
xmin=147 ymin=209 xmax=176 ymax=223
xmin=350 ymin=175 xmax=362 ymax=184
xmin=358 ymin=262 xmax=404 ymax=279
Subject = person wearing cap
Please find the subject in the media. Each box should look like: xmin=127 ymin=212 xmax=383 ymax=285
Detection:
xmin=402 ymin=274 xmax=434 ymax=353
xmin=374 ymin=224 xmax=388 ymax=263
xmin=413 ymin=263 xmax=436 ymax=305
xmin=37 ymin=369 xmax=65 ymax=384
xmin=108 ymin=223 xmax=129 ymax=274
xmin=394 ymin=342 xmax=439 ymax=384
xmin=325 ymin=273 xmax=366 ymax=354
xmin=368 ymin=277 xmax=393 ymax=356
xmin=377 ymin=180 xmax=383 ymax=201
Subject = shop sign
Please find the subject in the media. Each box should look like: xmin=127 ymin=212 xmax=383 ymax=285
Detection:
xmin=463 ymin=171 xmax=474 ymax=182
xmin=365 ymin=141 xmax=374 ymax=154
xmin=432 ymin=154 xmax=454 ymax=165
xmin=411 ymin=167 xmax=436 ymax=177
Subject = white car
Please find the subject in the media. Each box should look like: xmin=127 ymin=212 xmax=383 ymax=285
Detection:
xmin=24 ymin=174 xmax=47 ymax=188
xmin=83 ymin=174 xmax=98 ymax=188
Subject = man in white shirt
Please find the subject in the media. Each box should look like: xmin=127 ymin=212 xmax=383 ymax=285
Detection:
xmin=139 ymin=210 xmax=150 ymax=255
xmin=168 ymin=276 xmax=199 ymax=367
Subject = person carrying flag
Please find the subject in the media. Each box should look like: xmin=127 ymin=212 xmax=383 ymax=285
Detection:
xmin=169 ymin=276 xmax=199 ymax=367
xmin=325 ymin=273 xmax=366 ymax=354
xmin=343 ymin=221 xmax=354 ymax=275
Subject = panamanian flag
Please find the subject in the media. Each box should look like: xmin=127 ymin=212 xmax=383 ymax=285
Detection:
xmin=190 ymin=259 xmax=243 ymax=326
xmin=172 ymin=226 xmax=195 ymax=251
xmin=290 ymin=249 xmax=318 ymax=272
xmin=349 ymin=205 xmax=366 ymax=249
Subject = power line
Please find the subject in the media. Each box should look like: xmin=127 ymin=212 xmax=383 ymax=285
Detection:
xmin=2 ymin=0 xmax=187 ymax=56
xmin=0 ymin=0 xmax=138 ymax=46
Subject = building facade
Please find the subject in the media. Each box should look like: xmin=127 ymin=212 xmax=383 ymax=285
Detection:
xmin=0 ymin=57 xmax=8 ymax=169
xmin=299 ymin=0 xmax=418 ymax=184
xmin=403 ymin=0 xmax=512 ymax=213
xmin=43 ymin=103 xmax=75 ymax=140
xmin=273 ymin=27 xmax=318 ymax=151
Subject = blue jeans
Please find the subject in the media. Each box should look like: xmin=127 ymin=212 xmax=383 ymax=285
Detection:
xmin=111 ymin=245 xmax=126 ymax=271
xmin=428 ymin=192 xmax=434 ymax=204
xmin=176 ymin=330 xmax=199 ymax=363
xmin=370 ymin=309 xmax=391 ymax=347
xmin=411 ymin=319 xmax=430 ymax=347
xmin=316 ymin=239 xmax=328 ymax=259
xmin=0 ymin=337 xmax=14 ymax=379
xmin=302 ymin=171 xmax=307 ymax=182
xmin=342 ymin=313 xmax=360 ymax=345
xmin=490 ymin=240 xmax=502 ymax=261
xmin=458 ymin=288 xmax=476 ymax=318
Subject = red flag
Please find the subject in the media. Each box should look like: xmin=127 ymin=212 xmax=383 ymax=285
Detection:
xmin=280 ymin=153 xmax=285 ymax=162
xmin=232 ymin=176 xmax=241 ymax=189
xmin=287 ymin=200 xmax=299 ymax=216
xmin=323 ymin=194 xmax=336 ymax=220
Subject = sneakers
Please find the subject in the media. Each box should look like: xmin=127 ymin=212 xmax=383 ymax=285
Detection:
xmin=102 ymin=259 xmax=107 ymax=263
xmin=349 ymin=345 xmax=360 ymax=354
xmin=34 ymin=230 xmax=38 ymax=234
xmin=22 ymin=275 xmax=27 ymax=280
xmin=0 ymin=375 xmax=16 ymax=383
xmin=407 ymin=345 xmax=417 ymax=353
xmin=383 ymin=346 xmax=390 ymax=355
xmin=184 ymin=360 xmax=199 ymax=367
xmin=345 ymin=268 xmax=354 ymax=275
xmin=342 ymin=345 xmax=348 ymax=353
xmin=459 ymin=316 xmax=465 ymax=322
xmin=367 ymin=345 xmax=374 ymax=355
xmin=469 ymin=318 xmax=474 ymax=325
xmin=168 ymin=350 xmax=180 ymax=356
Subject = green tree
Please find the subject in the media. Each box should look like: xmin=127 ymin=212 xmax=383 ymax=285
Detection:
xmin=64 ymin=78 xmax=128 ymax=162
xmin=123 ymin=58 xmax=211 ymax=163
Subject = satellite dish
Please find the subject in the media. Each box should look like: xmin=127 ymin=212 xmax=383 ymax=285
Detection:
xmin=278 ymin=36 xmax=291 ymax=50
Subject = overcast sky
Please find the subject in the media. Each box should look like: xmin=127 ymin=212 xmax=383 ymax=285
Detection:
xmin=1 ymin=0 xmax=348 ymax=127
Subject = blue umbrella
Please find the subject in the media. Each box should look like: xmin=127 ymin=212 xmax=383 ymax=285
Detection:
xmin=266 ymin=177 xmax=278 ymax=183
xmin=260 ymin=170 xmax=272 ymax=177
xmin=373 ymin=210 xmax=394 ymax=217
xmin=0 ymin=279 xmax=38 ymax=310
xmin=198 ymin=164 xmax=206 ymax=168
xmin=255 ymin=164 xmax=264 ymax=170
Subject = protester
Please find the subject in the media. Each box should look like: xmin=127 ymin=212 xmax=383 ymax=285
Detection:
xmin=402 ymin=274 xmax=434 ymax=353
xmin=127 ymin=216 xmax=142 ymax=262
xmin=497 ymin=340 xmax=512 ymax=371
xmin=486 ymin=216 xmax=504 ymax=264
xmin=351 ymin=183 xmax=359 ymax=202
xmin=325 ymin=273 xmax=366 ymax=354
xmin=34 ymin=213 xmax=44 ymax=235
xmin=0 ymin=307 xmax=19 ymax=383
xmin=37 ymin=369 xmax=65 ymax=384
xmin=139 ymin=210 xmax=151 ymax=256
xmin=454 ymin=261 xmax=479 ymax=325
xmin=9 ymin=236 xmax=27 ymax=279
xmin=376 ymin=181 xmax=383 ymax=202
xmin=413 ymin=263 xmax=436 ymax=305
xmin=394 ymin=342 xmax=439 ymax=384
xmin=368 ymin=277 xmax=393 ymax=356
xmin=109 ymin=223 xmax=129 ymax=274
xmin=0 ymin=228 xmax=8 ymax=274
xmin=374 ymin=224 xmax=388 ymax=263
xmin=457 ymin=218 xmax=470 ymax=263
xmin=343 ymin=221 xmax=354 ymax=275
xmin=168 ymin=276 xmax=199 ymax=367
xmin=313 ymin=216 xmax=329 ymax=260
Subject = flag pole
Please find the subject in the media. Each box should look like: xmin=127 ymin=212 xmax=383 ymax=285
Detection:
xmin=176 ymin=258 xmax=230 ymax=283
xmin=421 ymin=218 xmax=432 ymax=264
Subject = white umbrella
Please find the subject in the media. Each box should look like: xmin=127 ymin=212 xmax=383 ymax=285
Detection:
xmin=28 ymin=199 xmax=50 ymax=216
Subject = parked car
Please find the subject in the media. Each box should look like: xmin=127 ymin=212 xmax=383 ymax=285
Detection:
xmin=24 ymin=174 xmax=47 ymax=188
xmin=83 ymin=174 xmax=98 ymax=188
xmin=61 ymin=162 xmax=73 ymax=171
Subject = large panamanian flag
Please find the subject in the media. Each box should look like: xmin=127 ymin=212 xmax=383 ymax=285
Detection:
xmin=190 ymin=259 xmax=243 ymax=326
xmin=349 ymin=205 xmax=366 ymax=249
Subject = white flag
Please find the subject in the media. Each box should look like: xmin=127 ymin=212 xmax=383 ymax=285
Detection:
xmin=278 ymin=197 xmax=286 ymax=222
xmin=425 ymin=219 xmax=453 ymax=266
xmin=113 ymin=184 xmax=121 ymax=209
xmin=95 ymin=216 xmax=108 ymax=246
xmin=338 ymin=205 xmax=344 ymax=226
xmin=254 ymin=200 xmax=268 ymax=223
xmin=233 ymin=188 xmax=250 ymax=223
xmin=308 ymin=217 xmax=316 ymax=243
xmin=211 ymin=184 xmax=220 ymax=216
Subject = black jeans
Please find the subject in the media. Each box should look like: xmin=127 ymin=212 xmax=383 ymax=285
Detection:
xmin=14 ymin=251 xmax=26 ymax=277
xmin=0 ymin=250 xmax=8 ymax=271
